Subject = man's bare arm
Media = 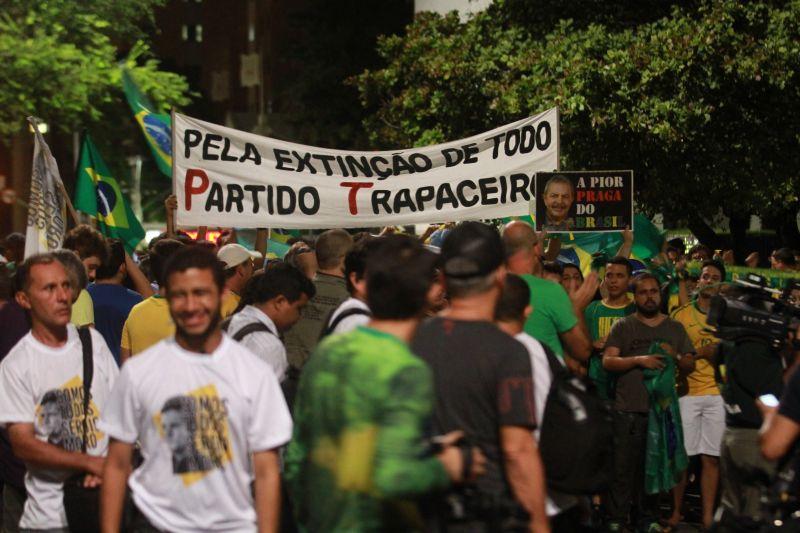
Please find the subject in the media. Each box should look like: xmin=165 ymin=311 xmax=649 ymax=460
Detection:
xmin=100 ymin=439 xmax=134 ymax=533
xmin=603 ymin=346 xmax=664 ymax=372
xmin=761 ymin=412 xmax=800 ymax=461
xmin=8 ymin=423 xmax=103 ymax=475
xmin=253 ymin=449 xmax=282 ymax=533
xmin=124 ymin=252 xmax=154 ymax=299
xmin=561 ymin=325 xmax=591 ymax=363
xmin=501 ymin=426 xmax=550 ymax=533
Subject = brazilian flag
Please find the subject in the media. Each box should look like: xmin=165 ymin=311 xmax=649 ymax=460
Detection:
xmin=555 ymin=214 xmax=665 ymax=274
xmin=121 ymin=68 xmax=172 ymax=178
xmin=74 ymin=135 xmax=145 ymax=253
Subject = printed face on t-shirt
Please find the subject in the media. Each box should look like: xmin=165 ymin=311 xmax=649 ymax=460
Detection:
xmin=166 ymin=267 xmax=222 ymax=339
xmin=35 ymin=376 xmax=103 ymax=452
xmin=155 ymin=387 xmax=233 ymax=483
xmin=162 ymin=409 xmax=194 ymax=455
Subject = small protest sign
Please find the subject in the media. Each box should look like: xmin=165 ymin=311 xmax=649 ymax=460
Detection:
xmin=533 ymin=170 xmax=633 ymax=233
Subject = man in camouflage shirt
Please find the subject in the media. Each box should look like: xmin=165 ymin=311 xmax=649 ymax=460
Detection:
xmin=285 ymin=236 xmax=475 ymax=532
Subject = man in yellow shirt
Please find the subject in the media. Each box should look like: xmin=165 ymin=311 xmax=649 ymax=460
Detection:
xmin=218 ymin=243 xmax=260 ymax=318
xmin=120 ymin=239 xmax=184 ymax=362
xmin=668 ymin=260 xmax=725 ymax=530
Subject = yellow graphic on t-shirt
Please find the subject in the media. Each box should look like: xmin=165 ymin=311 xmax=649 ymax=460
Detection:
xmin=153 ymin=384 xmax=233 ymax=486
xmin=35 ymin=375 xmax=104 ymax=452
xmin=597 ymin=316 xmax=623 ymax=339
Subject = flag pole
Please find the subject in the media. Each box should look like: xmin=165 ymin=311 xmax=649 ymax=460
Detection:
xmin=55 ymin=179 xmax=81 ymax=226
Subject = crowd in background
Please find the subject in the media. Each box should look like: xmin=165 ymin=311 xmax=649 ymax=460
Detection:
xmin=0 ymin=216 xmax=799 ymax=533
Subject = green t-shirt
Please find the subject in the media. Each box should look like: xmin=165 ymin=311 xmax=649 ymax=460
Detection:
xmin=284 ymin=326 xmax=449 ymax=532
xmin=521 ymin=274 xmax=577 ymax=357
xmin=584 ymin=300 xmax=636 ymax=342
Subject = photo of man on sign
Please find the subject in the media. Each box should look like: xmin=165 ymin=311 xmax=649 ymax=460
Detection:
xmin=534 ymin=170 xmax=634 ymax=233
xmin=541 ymin=175 xmax=576 ymax=231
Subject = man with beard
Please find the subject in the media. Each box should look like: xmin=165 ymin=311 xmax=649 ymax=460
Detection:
xmin=602 ymin=273 xmax=695 ymax=533
xmin=668 ymin=260 xmax=726 ymax=530
xmin=541 ymin=176 xmax=575 ymax=231
xmin=100 ymin=248 xmax=291 ymax=532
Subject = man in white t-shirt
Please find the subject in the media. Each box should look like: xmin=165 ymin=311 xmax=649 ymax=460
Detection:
xmin=100 ymin=247 xmax=292 ymax=533
xmin=320 ymin=238 xmax=377 ymax=339
xmin=495 ymin=273 xmax=579 ymax=528
xmin=226 ymin=263 xmax=316 ymax=381
xmin=0 ymin=254 xmax=118 ymax=532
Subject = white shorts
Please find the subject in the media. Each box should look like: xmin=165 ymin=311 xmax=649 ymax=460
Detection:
xmin=679 ymin=394 xmax=726 ymax=457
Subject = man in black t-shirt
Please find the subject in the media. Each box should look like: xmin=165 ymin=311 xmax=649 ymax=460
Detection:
xmin=412 ymin=222 xmax=548 ymax=532
xmin=603 ymin=273 xmax=695 ymax=533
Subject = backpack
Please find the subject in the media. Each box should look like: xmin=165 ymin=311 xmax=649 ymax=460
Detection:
xmin=538 ymin=346 xmax=614 ymax=495
xmin=221 ymin=316 xmax=275 ymax=342
xmin=318 ymin=306 xmax=371 ymax=340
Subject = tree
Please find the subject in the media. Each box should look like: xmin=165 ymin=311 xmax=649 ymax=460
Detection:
xmin=0 ymin=0 xmax=191 ymax=137
xmin=275 ymin=0 xmax=413 ymax=149
xmin=352 ymin=0 xmax=800 ymax=253
xmin=0 ymin=0 xmax=193 ymax=224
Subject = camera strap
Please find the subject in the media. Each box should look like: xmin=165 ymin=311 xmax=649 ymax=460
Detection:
xmin=459 ymin=440 xmax=473 ymax=481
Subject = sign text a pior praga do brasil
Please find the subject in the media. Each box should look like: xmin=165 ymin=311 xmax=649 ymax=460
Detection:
xmin=534 ymin=170 xmax=633 ymax=233
xmin=173 ymin=108 xmax=560 ymax=229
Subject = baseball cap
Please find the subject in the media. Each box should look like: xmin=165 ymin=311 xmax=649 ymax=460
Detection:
xmin=217 ymin=243 xmax=261 ymax=269
xmin=440 ymin=221 xmax=504 ymax=279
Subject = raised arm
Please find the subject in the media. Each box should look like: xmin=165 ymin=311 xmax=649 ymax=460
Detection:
xmin=124 ymin=252 xmax=154 ymax=298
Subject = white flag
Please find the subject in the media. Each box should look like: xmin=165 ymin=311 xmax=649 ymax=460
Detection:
xmin=24 ymin=117 xmax=67 ymax=258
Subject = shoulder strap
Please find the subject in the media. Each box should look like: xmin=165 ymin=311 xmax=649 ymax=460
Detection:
xmin=77 ymin=327 xmax=93 ymax=454
xmin=323 ymin=307 xmax=371 ymax=338
xmin=542 ymin=342 xmax=568 ymax=378
xmin=232 ymin=322 xmax=274 ymax=342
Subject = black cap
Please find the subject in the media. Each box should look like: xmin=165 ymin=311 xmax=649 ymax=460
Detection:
xmin=441 ymin=222 xmax=504 ymax=279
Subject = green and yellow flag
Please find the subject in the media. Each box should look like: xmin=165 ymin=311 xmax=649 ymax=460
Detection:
xmin=74 ymin=135 xmax=145 ymax=253
xmin=121 ymin=69 xmax=172 ymax=177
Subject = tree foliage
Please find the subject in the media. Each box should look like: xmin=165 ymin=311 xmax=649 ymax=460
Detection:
xmin=0 ymin=0 xmax=192 ymax=138
xmin=352 ymin=0 xmax=800 ymax=246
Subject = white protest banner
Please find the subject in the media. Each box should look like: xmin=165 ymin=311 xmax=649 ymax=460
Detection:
xmin=25 ymin=117 xmax=67 ymax=257
xmin=174 ymin=107 xmax=559 ymax=229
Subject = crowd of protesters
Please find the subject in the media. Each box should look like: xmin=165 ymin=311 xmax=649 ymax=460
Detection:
xmin=0 ymin=214 xmax=799 ymax=533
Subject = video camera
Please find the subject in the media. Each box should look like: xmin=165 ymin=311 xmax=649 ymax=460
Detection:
xmin=706 ymin=274 xmax=800 ymax=349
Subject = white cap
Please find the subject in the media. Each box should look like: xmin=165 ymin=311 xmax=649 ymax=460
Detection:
xmin=217 ymin=243 xmax=261 ymax=269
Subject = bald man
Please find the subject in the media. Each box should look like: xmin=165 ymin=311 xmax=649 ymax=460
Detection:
xmin=502 ymin=221 xmax=591 ymax=363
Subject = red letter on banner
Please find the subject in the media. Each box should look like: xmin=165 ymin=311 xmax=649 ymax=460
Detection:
xmin=185 ymin=169 xmax=210 ymax=210
xmin=339 ymin=182 xmax=374 ymax=215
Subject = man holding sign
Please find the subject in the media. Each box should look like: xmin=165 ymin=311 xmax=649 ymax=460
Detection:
xmin=535 ymin=171 xmax=633 ymax=233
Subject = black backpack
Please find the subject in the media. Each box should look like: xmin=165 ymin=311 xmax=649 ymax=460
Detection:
xmin=538 ymin=345 xmax=614 ymax=495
